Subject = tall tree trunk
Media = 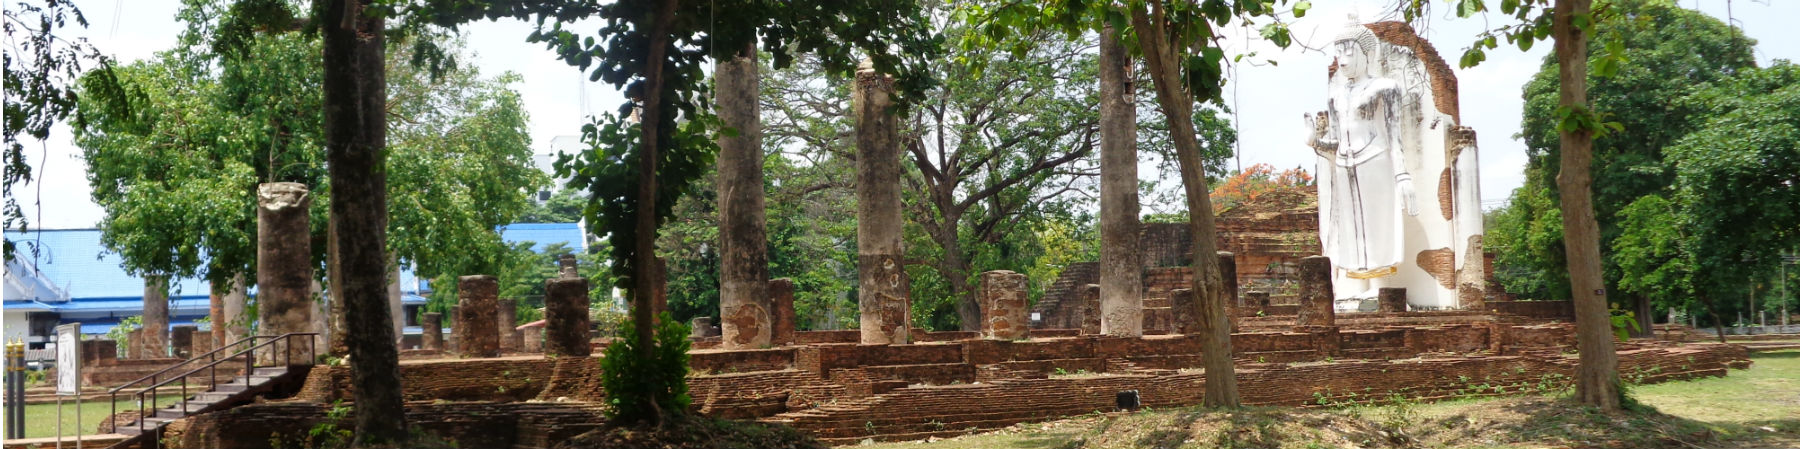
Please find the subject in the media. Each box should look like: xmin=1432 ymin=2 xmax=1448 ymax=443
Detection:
xmin=717 ymin=41 xmax=773 ymax=349
xmin=1632 ymin=294 xmax=1653 ymax=338
xmin=321 ymin=0 xmax=405 ymax=442
xmin=855 ymin=59 xmax=911 ymax=345
xmin=633 ymin=0 xmax=678 ymax=376
xmin=1098 ymin=23 xmax=1144 ymax=337
xmin=142 ymin=275 xmax=168 ymax=358
xmin=1701 ymin=295 xmax=1729 ymax=344
xmin=934 ymin=220 xmax=980 ymax=332
xmin=1552 ymin=0 xmax=1621 ymax=412
xmin=1130 ymin=4 xmax=1238 ymax=408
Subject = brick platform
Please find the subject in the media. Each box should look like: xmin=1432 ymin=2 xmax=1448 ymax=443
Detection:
xmin=275 ymin=320 xmax=1751 ymax=445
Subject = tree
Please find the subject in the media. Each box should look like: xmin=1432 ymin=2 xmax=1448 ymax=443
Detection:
xmin=968 ymin=0 xmax=1304 ymax=409
xmin=519 ymin=187 xmax=587 ymax=223
xmin=1496 ymin=0 xmax=1755 ymax=333
xmin=1666 ymin=62 xmax=1800 ymax=339
xmin=408 ymin=0 xmax=941 ymax=424
xmin=2 ymin=0 xmax=120 ymax=262
xmin=1404 ymin=0 xmax=1627 ymax=411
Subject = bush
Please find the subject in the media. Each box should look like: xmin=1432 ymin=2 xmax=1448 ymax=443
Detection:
xmin=600 ymin=311 xmax=692 ymax=424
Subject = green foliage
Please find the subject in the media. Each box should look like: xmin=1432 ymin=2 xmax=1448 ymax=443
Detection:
xmin=518 ymin=187 xmax=586 ymax=224
xmin=1487 ymin=0 xmax=1756 ymax=305
xmin=2 ymin=0 xmax=123 ymax=262
xmin=75 ymin=5 xmax=541 ymax=292
xmin=600 ymin=312 xmax=692 ymax=424
xmin=106 ymin=315 xmax=144 ymax=358
xmin=1667 ymin=62 xmax=1800 ymax=301
xmin=1608 ymin=306 xmax=1639 ymax=341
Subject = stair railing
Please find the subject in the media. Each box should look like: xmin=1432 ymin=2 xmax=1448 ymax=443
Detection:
xmin=107 ymin=332 xmax=317 ymax=435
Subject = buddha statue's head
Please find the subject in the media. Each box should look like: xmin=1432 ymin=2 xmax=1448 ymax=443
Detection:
xmin=1333 ymin=17 xmax=1381 ymax=81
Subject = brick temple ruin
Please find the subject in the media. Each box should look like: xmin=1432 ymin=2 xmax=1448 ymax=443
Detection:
xmin=45 ymin=20 xmax=1764 ymax=449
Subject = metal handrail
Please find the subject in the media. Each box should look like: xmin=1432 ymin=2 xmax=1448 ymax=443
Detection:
xmin=110 ymin=333 xmax=317 ymax=436
xmin=107 ymin=334 xmax=267 ymax=395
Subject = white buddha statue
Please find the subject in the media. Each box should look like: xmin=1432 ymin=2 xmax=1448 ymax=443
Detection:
xmin=1304 ymin=17 xmax=1487 ymax=311
xmin=1306 ymin=20 xmax=1418 ymax=300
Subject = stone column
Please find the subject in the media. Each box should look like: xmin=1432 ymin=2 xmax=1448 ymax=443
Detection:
xmin=223 ymin=273 xmax=248 ymax=345
xmin=447 ymin=306 xmax=460 ymax=352
xmin=1078 ymin=284 xmax=1102 ymax=335
xmin=421 ymin=312 xmax=443 ymax=351
xmin=1246 ymin=291 xmax=1271 ymax=308
xmin=497 ymin=298 xmax=520 ymax=352
xmin=141 ymin=276 xmax=169 ymax=358
xmin=1378 ymin=288 xmax=1407 ymax=313
xmin=689 ymin=317 xmax=715 ymax=339
xmin=1218 ymin=252 xmax=1239 ymax=307
xmin=209 ymin=287 xmax=225 ymax=348
xmin=544 ymin=277 xmax=592 ymax=357
xmin=455 ymin=275 xmax=500 ymax=358
xmin=1098 ymin=23 xmax=1144 ymax=339
xmin=854 ymin=59 xmax=910 ymax=346
xmin=1296 ymin=256 xmax=1336 ymax=328
xmin=522 ymin=326 xmax=544 ymax=353
xmin=717 ymin=41 xmax=773 ymax=351
xmin=1171 ymin=288 xmax=1197 ymax=334
xmin=980 ymin=271 xmax=1029 ymax=340
xmin=389 ymin=256 xmax=405 ymax=346
xmin=127 ymin=329 xmax=145 ymax=359
xmin=769 ymin=278 xmax=797 ymax=346
xmin=257 ymin=182 xmax=313 ymax=364
xmin=171 ymin=325 xmax=197 ymax=359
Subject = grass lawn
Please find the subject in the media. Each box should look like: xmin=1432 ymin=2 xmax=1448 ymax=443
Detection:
xmin=19 ymin=394 xmax=183 ymax=438
xmin=862 ymin=349 xmax=1800 ymax=449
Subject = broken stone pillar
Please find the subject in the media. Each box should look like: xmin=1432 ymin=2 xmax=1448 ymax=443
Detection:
xmin=447 ymin=306 xmax=460 ymax=352
xmin=980 ymin=271 xmax=1029 ymax=340
xmin=497 ymin=298 xmax=520 ymax=352
xmin=171 ymin=325 xmax=197 ymax=359
xmin=209 ymin=288 xmax=225 ymax=349
xmin=854 ymin=58 xmax=910 ymax=346
xmin=142 ymin=276 xmax=169 ymax=358
xmin=1378 ymin=288 xmax=1407 ymax=313
xmin=257 ymin=182 xmax=314 ymax=364
xmin=1078 ymin=284 xmax=1102 ymax=335
xmin=522 ymin=326 xmax=544 ymax=353
xmin=1218 ymin=252 xmax=1239 ymax=307
xmin=127 ymin=329 xmax=145 ymax=359
xmin=1098 ymin=21 xmax=1145 ymax=340
xmin=689 ymin=317 xmax=716 ymax=339
xmin=222 ymin=273 xmax=248 ymax=345
xmin=544 ymin=277 xmax=592 ymax=357
xmin=558 ymin=254 xmax=580 ymax=279
xmin=421 ymin=312 xmax=443 ymax=351
xmin=1296 ymin=256 xmax=1336 ymax=328
xmin=455 ymin=275 xmax=500 ymax=358
xmin=389 ymin=256 xmax=405 ymax=346
xmin=769 ymin=278 xmax=797 ymax=346
xmin=716 ymin=42 xmax=774 ymax=351
xmin=1246 ymin=291 xmax=1271 ymax=309
xmin=1171 ymin=288 xmax=1198 ymax=334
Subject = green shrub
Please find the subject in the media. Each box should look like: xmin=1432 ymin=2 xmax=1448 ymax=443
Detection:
xmin=600 ymin=311 xmax=692 ymax=424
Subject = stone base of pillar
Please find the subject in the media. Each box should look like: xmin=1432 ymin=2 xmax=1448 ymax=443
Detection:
xmin=770 ymin=279 xmax=797 ymax=345
xmin=980 ymin=271 xmax=1029 ymax=340
xmin=455 ymin=276 xmax=501 ymax=358
xmin=1378 ymin=288 xmax=1407 ymax=313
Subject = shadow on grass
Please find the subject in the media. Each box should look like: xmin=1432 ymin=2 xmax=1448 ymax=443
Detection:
xmin=1433 ymin=398 xmax=1800 ymax=449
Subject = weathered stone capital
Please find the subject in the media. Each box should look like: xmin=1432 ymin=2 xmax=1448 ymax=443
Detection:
xmin=257 ymin=182 xmax=311 ymax=210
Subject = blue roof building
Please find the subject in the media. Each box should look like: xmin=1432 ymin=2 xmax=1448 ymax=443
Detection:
xmin=3 ymin=224 xmax=584 ymax=345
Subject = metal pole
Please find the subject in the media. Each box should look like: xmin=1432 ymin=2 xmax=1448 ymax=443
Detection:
xmin=56 ymin=396 xmax=63 ymax=449
xmin=75 ymin=394 xmax=81 ymax=449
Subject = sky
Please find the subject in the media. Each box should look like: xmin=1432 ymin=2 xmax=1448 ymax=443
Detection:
xmin=12 ymin=0 xmax=1798 ymax=230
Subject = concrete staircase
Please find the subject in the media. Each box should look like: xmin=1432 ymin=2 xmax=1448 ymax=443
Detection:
xmin=112 ymin=367 xmax=302 ymax=437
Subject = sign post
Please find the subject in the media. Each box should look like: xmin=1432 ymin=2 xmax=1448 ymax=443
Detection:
xmin=55 ymin=323 xmax=82 ymax=448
